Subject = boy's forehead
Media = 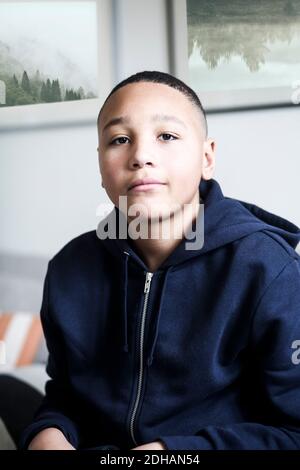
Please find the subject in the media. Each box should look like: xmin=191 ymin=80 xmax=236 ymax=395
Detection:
xmin=99 ymin=82 xmax=199 ymax=130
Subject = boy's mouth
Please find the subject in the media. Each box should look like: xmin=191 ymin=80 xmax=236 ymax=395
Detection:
xmin=128 ymin=178 xmax=166 ymax=191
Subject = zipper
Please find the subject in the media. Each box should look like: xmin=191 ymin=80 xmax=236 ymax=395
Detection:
xmin=129 ymin=271 xmax=153 ymax=447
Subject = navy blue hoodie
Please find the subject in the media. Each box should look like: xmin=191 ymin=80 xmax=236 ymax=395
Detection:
xmin=20 ymin=179 xmax=300 ymax=450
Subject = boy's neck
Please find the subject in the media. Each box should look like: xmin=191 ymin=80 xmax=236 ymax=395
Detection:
xmin=131 ymin=237 xmax=180 ymax=273
xmin=129 ymin=196 xmax=200 ymax=273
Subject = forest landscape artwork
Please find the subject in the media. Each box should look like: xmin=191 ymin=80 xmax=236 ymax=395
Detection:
xmin=0 ymin=1 xmax=98 ymax=108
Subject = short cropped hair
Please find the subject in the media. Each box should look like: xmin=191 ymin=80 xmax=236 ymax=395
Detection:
xmin=97 ymin=70 xmax=208 ymax=136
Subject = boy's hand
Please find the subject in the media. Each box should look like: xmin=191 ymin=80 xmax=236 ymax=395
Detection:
xmin=28 ymin=427 xmax=75 ymax=450
xmin=131 ymin=440 xmax=166 ymax=450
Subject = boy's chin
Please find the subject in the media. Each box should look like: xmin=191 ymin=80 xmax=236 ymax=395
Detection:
xmin=127 ymin=211 xmax=172 ymax=224
xmin=126 ymin=200 xmax=181 ymax=218
xmin=127 ymin=204 xmax=179 ymax=223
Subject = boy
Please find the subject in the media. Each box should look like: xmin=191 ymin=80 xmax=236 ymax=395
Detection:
xmin=20 ymin=71 xmax=300 ymax=450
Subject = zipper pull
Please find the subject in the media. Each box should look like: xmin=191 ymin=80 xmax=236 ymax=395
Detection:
xmin=144 ymin=272 xmax=153 ymax=293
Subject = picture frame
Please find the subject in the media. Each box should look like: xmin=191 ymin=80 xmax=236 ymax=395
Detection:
xmin=0 ymin=0 xmax=115 ymax=131
xmin=168 ymin=0 xmax=300 ymax=112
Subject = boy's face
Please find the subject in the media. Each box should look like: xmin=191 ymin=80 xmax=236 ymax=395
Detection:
xmin=97 ymin=82 xmax=215 ymax=220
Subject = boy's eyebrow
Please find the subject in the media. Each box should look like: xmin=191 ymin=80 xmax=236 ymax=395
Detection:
xmin=102 ymin=114 xmax=187 ymax=133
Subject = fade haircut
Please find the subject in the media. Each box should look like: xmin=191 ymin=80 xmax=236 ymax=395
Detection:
xmin=97 ymin=70 xmax=208 ymax=137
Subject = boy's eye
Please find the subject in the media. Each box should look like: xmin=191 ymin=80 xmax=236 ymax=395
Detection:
xmin=158 ymin=133 xmax=177 ymax=142
xmin=110 ymin=136 xmax=129 ymax=146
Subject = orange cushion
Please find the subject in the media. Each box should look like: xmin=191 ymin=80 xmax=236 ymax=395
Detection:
xmin=0 ymin=312 xmax=44 ymax=367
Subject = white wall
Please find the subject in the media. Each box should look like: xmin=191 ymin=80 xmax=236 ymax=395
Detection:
xmin=0 ymin=124 xmax=104 ymax=257
xmin=210 ymin=106 xmax=300 ymax=228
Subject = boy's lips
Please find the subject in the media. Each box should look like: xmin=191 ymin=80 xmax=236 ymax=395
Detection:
xmin=128 ymin=178 xmax=166 ymax=191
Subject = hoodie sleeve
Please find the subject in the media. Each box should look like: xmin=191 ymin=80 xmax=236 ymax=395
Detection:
xmin=158 ymin=258 xmax=300 ymax=450
xmin=19 ymin=263 xmax=81 ymax=449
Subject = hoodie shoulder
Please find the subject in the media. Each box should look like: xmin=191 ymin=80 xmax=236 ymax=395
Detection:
xmin=50 ymin=230 xmax=102 ymax=268
xmin=238 ymin=229 xmax=300 ymax=278
xmin=259 ymin=229 xmax=300 ymax=261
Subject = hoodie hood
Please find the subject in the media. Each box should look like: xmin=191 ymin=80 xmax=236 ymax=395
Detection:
xmin=97 ymin=179 xmax=300 ymax=365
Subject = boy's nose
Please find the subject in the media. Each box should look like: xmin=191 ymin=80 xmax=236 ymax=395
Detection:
xmin=128 ymin=147 xmax=157 ymax=169
xmin=130 ymin=158 xmax=154 ymax=169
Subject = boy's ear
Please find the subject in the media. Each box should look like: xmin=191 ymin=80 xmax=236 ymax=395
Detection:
xmin=202 ymin=139 xmax=216 ymax=180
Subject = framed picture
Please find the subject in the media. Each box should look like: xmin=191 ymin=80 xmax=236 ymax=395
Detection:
xmin=169 ymin=0 xmax=300 ymax=111
xmin=0 ymin=0 xmax=115 ymax=130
